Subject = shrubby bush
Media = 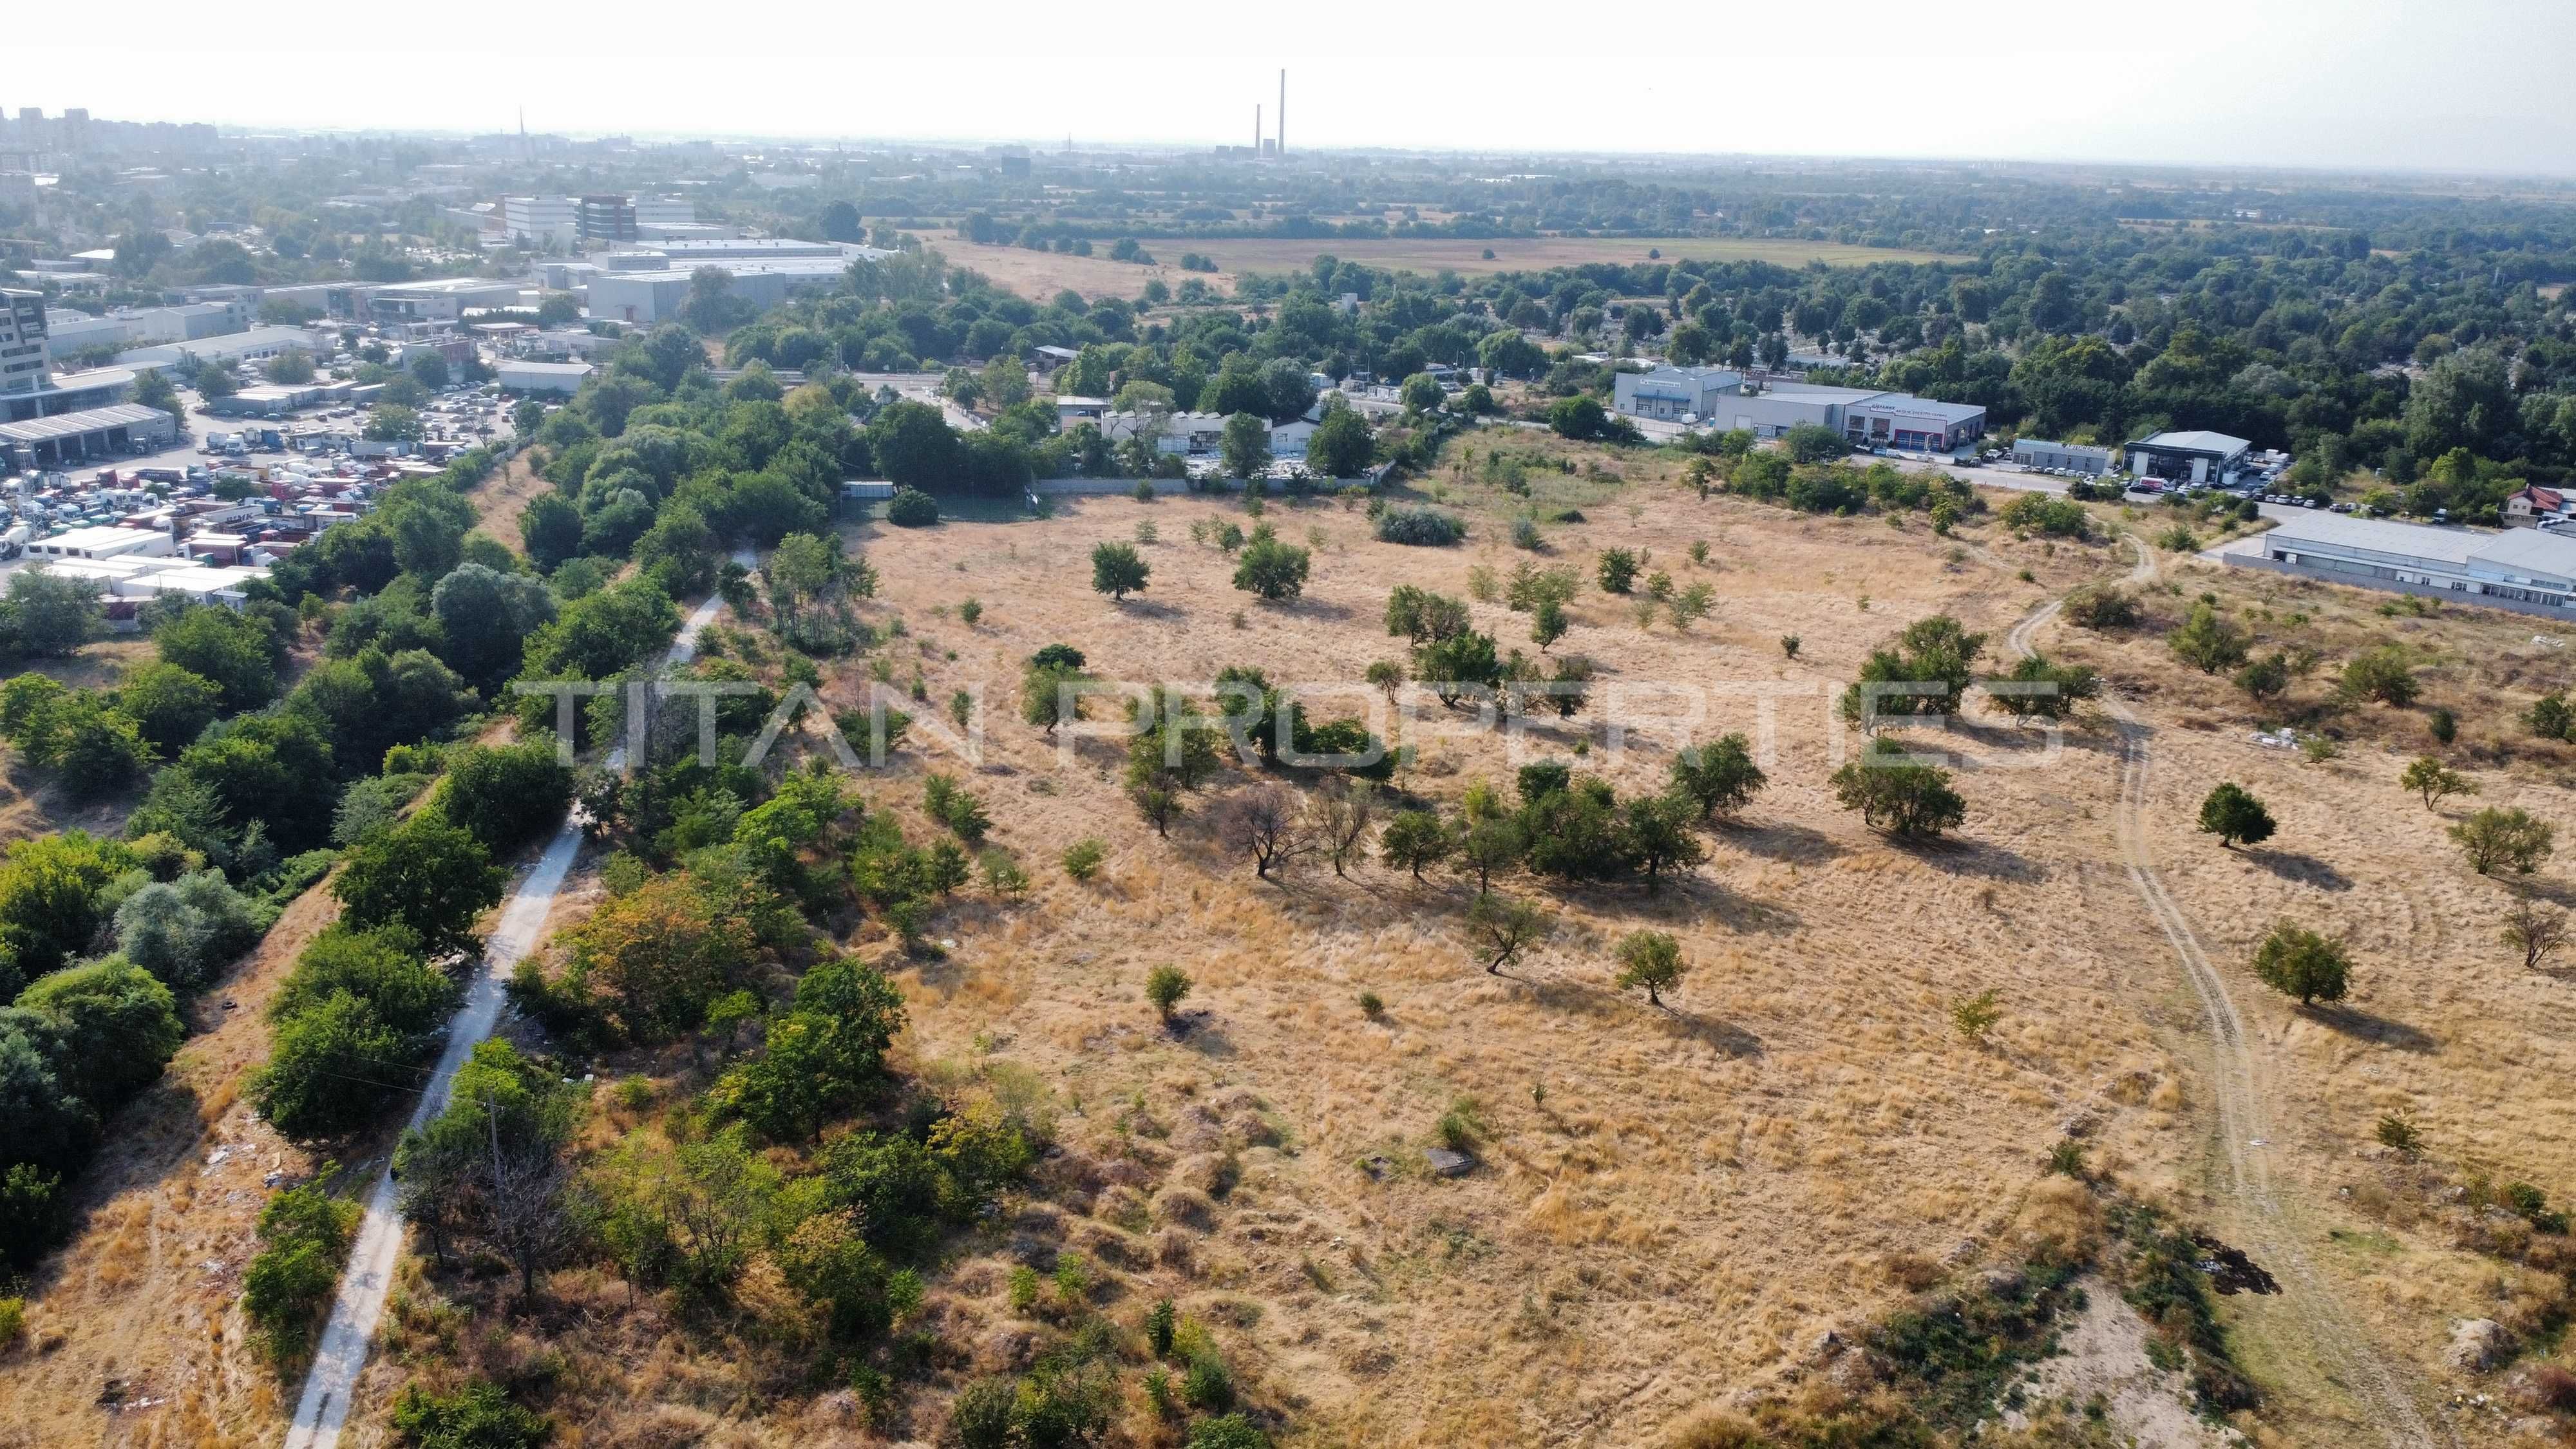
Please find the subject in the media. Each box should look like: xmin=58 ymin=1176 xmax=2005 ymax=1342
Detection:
xmin=1374 ymin=507 xmax=1464 ymax=546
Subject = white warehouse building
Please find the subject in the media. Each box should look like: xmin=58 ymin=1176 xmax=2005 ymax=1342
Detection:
xmin=2223 ymin=513 xmax=2576 ymax=616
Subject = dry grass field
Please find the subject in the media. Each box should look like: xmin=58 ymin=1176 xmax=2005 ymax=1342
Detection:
xmin=909 ymin=231 xmax=1947 ymax=303
xmin=24 ymin=442 xmax=2576 ymax=1445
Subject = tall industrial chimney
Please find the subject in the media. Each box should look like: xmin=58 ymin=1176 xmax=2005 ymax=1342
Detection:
xmin=1278 ymin=70 xmax=1286 ymax=156
xmin=1254 ymin=105 xmax=1261 ymax=153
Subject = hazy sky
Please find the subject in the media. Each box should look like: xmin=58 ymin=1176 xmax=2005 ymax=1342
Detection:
xmin=17 ymin=0 xmax=2576 ymax=174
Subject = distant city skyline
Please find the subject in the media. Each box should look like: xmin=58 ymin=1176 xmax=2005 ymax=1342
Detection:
xmin=15 ymin=0 xmax=2575 ymax=176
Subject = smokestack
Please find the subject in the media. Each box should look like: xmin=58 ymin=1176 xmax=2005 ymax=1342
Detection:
xmin=1278 ymin=70 xmax=1286 ymax=156
xmin=1254 ymin=104 xmax=1261 ymax=153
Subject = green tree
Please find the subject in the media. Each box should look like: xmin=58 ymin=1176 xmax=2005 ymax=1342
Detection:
xmin=1613 ymin=930 xmax=1685 ymax=1007
xmin=2399 ymin=755 xmax=2474 ymax=810
xmin=1219 ymin=412 xmax=1272 ymax=478
xmin=1830 ymin=739 xmax=1967 ymax=839
xmin=241 ymin=1181 xmax=359 ymax=1363
xmin=438 ymin=741 xmax=576 ymax=852
xmin=712 ymin=956 xmax=905 ymax=1141
xmin=2196 ymin=782 xmax=2275 ymax=848
xmin=1308 ymin=406 xmax=1374 ymax=477
xmin=2 ymin=569 xmax=104 ymax=657
xmin=1841 ymin=616 xmax=1988 ymax=725
xmin=0 ymin=831 xmax=137 ymax=991
xmin=2451 ymin=806 xmax=2555 ymax=876
xmin=1456 ymin=816 xmax=1526 ymax=890
xmin=2339 ymin=645 xmax=2418 ymax=706
xmin=2253 ymin=920 xmax=2351 ymax=1007
xmin=1144 ymin=965 xmax=1192 ymax=1023
xmin=1531 ymin=597 xmax=1568 ymax=650
xmin=1090 ymin=540 xmax=1150 ymax=601
xmin=2233 ymin=652 xmax=2291 ymax=703
xmin=154 ymin=605 xmax=279 ymax=711
xmin=2527 ymin=690 xmax=2575 ymax=742
xmin=117 ymin=661 xmax=221 ymax=757
xmin=1596 ymin=547 xmax=1640 ymax=594
xmin=513 ymin=489 xmax=580 ymax=569
xmin=365 ymin=403 xmax=424 ymax=442
xmin=1669 ymin=734 xmax=1766 ymax=820
xmin=1378 ymin=810 xmax=1457 ymax=881
xmin=1622 ymin=791 xmax=1707 ymax=885
xmin=14 ymin=956 xmax=185 ymax=1107
xmin=1987 ymin=654 xmax=2101 ymax=721
xmin=1231 ymin=528 xmax=1311 ymax=602
xmin=2168 ymin=601 xmax=2251 ymax=675
xmin=1466 ymin=891 xmax=1550 ymax=974
xmin=334 ymin=813 xmax=504 ymax=958
xmin=1549 ymin=395 xmax=1610 ymax=440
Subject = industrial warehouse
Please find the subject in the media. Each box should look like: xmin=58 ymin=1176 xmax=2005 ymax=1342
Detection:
xmin=2221 ymin=511 xmax=2576 ymax=617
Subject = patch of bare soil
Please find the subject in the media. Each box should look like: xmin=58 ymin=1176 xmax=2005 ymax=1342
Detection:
xmin=2002 ymin=1274 xmax=2248 ymax=1448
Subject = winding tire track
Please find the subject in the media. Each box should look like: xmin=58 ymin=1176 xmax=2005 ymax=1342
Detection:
xmin=283 ymin=552 xmax=755 ymax=1449
xmin=2012 ymin=538 xmax=2444 ymax=1448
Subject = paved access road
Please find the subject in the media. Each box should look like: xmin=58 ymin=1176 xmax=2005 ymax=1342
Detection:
xmin=283 ymin=549 xmax=753 ymax=1449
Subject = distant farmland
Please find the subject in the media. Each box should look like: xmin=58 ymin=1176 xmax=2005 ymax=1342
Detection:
xmin=906 ymin=230 xmax=1949 ymax=301
xmin=1182 ymin=234 xmax=1948 ymax=277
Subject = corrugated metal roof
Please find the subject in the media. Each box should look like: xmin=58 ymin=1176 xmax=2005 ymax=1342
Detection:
xmin=0 ymin=402 xmax=169 ymax=444
xmin=2259 ymin=512 xmax=2482 ymax=566
xmin=2468 ymin=526 xmax=2576 ymax=578
xmin=2136 ymin=430 xmax=2251 ymax=455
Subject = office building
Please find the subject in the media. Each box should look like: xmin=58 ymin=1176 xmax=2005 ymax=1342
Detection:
xmin=1612 ymin=365 xmax=1744 ymax=422
xmin=2126 ymin=430 xmax=2252 ymax=486
xmin=1702 ymin=381 xmax=1986 ymax=453
xmin=2012 ymin=439 xmax=2114 ymax=475
xmin=2 ymin=289 xmax=48 ymax=397
xmin=366 ymin=277 xmax=524 ymax=323
xmin=502 ymin=194 xmax=579 ymax=248
xmin=578 ymin=194 xmax=638 ymax=246
xmin=497 ymin=359 xmax=594 ymax=395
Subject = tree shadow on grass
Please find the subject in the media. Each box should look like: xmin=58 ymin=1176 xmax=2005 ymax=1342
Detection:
xmin=2307 ymin=1004 xmax=2438 ymax=1054
xmin=1657 ymin=1008 xmax=1765 ymax=1058
xmin=2246 ymin=850 xmax=2353 ymax=893
xmin=1511 ymin=972 xmax=1764 ymax=1057
xmin=22 ymin=1078 xmax=207 ymax=1299
xmin=1725 ymin=820 xmax=1846 ymax=866
xmin=1916 ymin=835 xmax=2045 ymax=884
xmin=1169 ymin=1010 xmax=1235 ymax=1057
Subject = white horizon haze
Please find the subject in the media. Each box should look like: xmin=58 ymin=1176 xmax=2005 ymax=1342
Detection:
xmin=14 ymin=0 xmax=2576 ymax=176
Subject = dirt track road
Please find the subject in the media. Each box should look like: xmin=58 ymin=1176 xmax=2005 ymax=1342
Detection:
xmin=283 ymin=551 xmax=754 ymax=1449
xmin=2010 ymin=539 xmax=2443 ymax=1446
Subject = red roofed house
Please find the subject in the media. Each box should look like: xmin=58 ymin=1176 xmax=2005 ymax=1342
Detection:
xmin=2506 ymin=485 xmax=2570 ymax=527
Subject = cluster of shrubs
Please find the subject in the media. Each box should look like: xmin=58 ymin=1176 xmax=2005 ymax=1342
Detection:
xmin=0 ymin=827 xmax=286 ymax=1266
xmin=1725 ymin=454 xmax=1983 ymax=526
xmin=1376 ymin=743 xmax=1766 ymax=890
xmin=1372 ymin=506 xmax=1464 ymax=546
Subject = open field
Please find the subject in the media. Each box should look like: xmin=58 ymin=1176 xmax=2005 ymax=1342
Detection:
xmin=25 ymin=447 xmax=2576 ymax=1444
xmin=908 ymin=231 xmax=1949 ymax=302
xmin=1177 ymin=234 xmax=1949 ymax=277
xmin=345 ymin=453 xmax=2369 ymax=1444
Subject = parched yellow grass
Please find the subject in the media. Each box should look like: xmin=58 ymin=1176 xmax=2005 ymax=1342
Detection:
xmin=2048 ymin=554 xmax=2576 ymax=1403
xmin=810 ymin=472 xmax=2237 ymax=1443
xmin=906 ymin=231 xmax=1947 ymax=301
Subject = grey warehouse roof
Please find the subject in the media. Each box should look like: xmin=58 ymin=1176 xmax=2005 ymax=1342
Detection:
xmin=2259 ymin=513 xmax=2482 ymax=567
xmin=2134 ymin=430 xmax=2251 ymax=456
xmin=0 ymin=402 xmax=169 ymax=444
